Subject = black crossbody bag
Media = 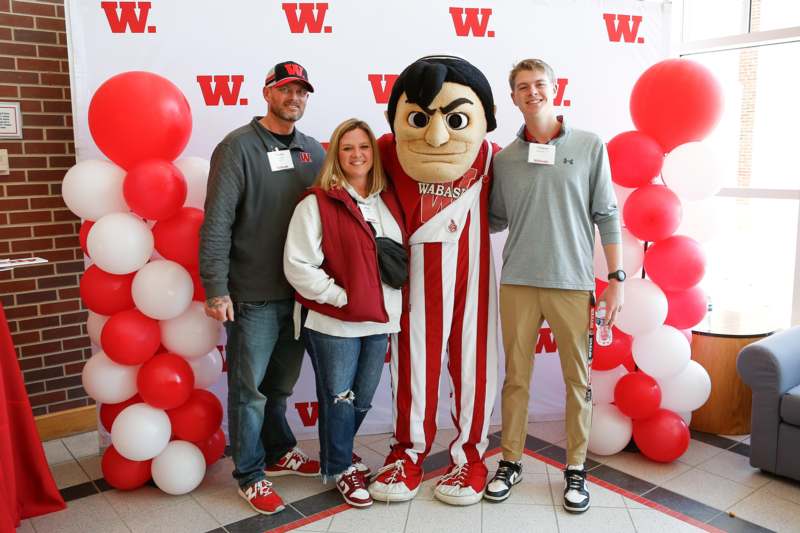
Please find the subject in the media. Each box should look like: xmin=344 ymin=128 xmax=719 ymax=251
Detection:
xmin=368 ymin=223 xmax=408 ymax=290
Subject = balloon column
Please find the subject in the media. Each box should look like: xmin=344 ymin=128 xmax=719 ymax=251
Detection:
xmin=65 ymin=71 xmax=223 ymax=494
xmin=588 ymin=59 xmax=720 ymax=463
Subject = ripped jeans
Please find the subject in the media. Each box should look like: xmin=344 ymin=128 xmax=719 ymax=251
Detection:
xmin=303 ymin=328 xmax=388 ymax=478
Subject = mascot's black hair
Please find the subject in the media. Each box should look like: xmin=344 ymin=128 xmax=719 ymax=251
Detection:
xmin=387 ymin=55 xmax=497 ymax=133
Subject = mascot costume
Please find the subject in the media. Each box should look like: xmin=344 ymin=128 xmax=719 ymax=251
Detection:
xmin=369 ymin=56 xmax=500 ymax=506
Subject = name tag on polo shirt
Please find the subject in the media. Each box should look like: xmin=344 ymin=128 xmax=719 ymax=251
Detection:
xmin=267 ymin=149 xmax=294 ymax=171
xmin=358 ymin=203 xmax=379 ymax=223
xmin=528 ymin=143 xmax=556 ymax=165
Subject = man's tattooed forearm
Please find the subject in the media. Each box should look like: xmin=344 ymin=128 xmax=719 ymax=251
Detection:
xmin=206 ymin=296 xmax=229 ymax=309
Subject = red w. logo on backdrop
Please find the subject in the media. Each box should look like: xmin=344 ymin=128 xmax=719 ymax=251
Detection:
xmin=282 ymin=3 xmax=332 ymax=33
xmin=295 ymin=402 xmax=319 ymax=426
xmin=603 ymin=13 xmax=644 ymax=43
xmin=535 ymin=328 xmax=558 ymax=354
xmin=368 ymin=74 xmax=398 ymax=104
xmin=554 ymin=78 xmax=571 ymax=107
xmin=449 ymin=7 xmax=494 ymax=37
xmin=100 ymin=1 xmax=155 ymax=33
xmin=196 ymin=75 xmax=248 ymax=106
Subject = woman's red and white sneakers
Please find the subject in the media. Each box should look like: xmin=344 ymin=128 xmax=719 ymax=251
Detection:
xmin=336 ymin=466 xmax=373 ymax=507
xmin=238 ymin=479 xmax=286 ymax=515
xmin=265 ymin=447 xmax=321 ymax=477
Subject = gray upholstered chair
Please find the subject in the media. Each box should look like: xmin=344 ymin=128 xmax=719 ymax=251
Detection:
xmin=737 ymin=326 xmax=800 ymax=482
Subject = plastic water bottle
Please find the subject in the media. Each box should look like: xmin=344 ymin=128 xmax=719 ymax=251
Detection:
xmin=596 ymin=301 xmax=612 ymax=347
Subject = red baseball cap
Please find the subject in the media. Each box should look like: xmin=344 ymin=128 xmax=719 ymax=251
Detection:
xmin=265 ymin=61 xmax=314 ymax=92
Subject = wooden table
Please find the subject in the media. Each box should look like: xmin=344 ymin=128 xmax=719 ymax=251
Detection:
xmin=689 ymin=310 xmax=779 ymax=436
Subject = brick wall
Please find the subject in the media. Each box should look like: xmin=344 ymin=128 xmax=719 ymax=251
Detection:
xmin=0 ymin=0 xmax=93 ymax=416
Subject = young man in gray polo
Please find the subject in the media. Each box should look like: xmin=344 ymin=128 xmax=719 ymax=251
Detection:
xmin=486 ymin=59 xmax=624 ymax=513
xmin=199 ymin=61 xmax=325 ymax=515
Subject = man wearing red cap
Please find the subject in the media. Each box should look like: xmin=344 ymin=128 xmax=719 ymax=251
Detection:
xmin=199 ymin=61 xmax=324 ymax=515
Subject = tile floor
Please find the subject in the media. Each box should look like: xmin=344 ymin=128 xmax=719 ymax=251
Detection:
xmin=17 ymin=422 xmax=800 ymax=533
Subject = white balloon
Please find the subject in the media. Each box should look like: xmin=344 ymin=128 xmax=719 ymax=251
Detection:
xmin=594 ymin=228 xmax=644 ymax=281
xmin=591 ymin=365 xmax=629 ymax=405
xmin=615 ymin=278 xmax=668 ymax=336
xmin=87 ymin=213 xmax=154 ymax=275
xmin=132 ymin=260 xmax=193 ymax=320
xmin=62 ymin=160 xmax=128 ymax=220
xmin=86 ymin=310 xmax=109 ymax=346
xmin=187 ymin=348 xmax=223 ymax=389
xmin=588 ymin=403 xmax=633 ymax=456
xmin=161 ymin=302 xmax=222 ymax=358
xmin=662 ymin=142 xmax=726 ymax=201
xmin=174 ymin=157 xmax=210 ymax=210
xmin=657 ymin=360 xmax=711 ymax=412
xmin=633 ymin=325 xmax=691 ymax=379
xmin=151 ymin=440 xmax=206 ymax=495
xmin=111 ymin=403 xmax=171 ymax=461
xmin=81 ymin=350 xmax=138 ymax=404
xmin=677 ymin=200 xmax=722 ymax=243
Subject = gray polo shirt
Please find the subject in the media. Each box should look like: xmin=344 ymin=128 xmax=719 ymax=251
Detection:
xmin=489 ymin=120 xmax=620 ymax=291
xmin=199 ymin=117 xmax=325 ymax=301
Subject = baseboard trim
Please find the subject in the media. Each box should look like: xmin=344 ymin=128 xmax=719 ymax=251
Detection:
xmin=35 ymin=405 xmax=97 ymax=441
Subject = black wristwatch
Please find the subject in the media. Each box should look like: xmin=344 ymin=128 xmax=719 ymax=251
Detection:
xmin=608 ymin=270 xmax=626 ymax=282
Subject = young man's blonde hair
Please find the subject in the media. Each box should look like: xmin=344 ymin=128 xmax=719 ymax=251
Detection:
xmin=508 ymin=58 xmax=556 ymax=90
xmin=315 ymin=118 xmax=386 ymax=196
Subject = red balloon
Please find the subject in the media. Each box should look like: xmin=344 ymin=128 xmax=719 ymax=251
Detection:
xmin=623 ymin=185 xmax=682 ymax=242
xmin=665 ymin=285 xmax=708 ymax=330
xmin=152 ymin=208 xmax=204 ymax=268
xmin=195 ymin=427 xmax=226 ymax=467
xmin=99 ymin=394 xmax=142 ymax=432
xmin=593 ymin=327 xmax=633 ymax=371
xmin=607 ymin=131 xmax=664 ymax=188
xmin=614 ymin=372 xmax=661 ymax=419
xmin=633 ymin=409 xmax=690 ymax=462
xmin=101 ymin=445 xmax=152 ymax=490
xmin=79 ymin=265 xmax=135 ymax=315
xmin=190 ymin=269 xmax=206 ymax=302
xmin=88 ymin=71 xmax=192 ymax=169
xmin=621 ymin=351 xmax=636 ymax=372
xmin=123 ymin=159 xmax=187 ymax=221
xmin=168 ymin=389 xmax=223 ymax=442
xmin=79 ymin=220 xmax=94 ymax=257
xmin=137 ymin=352 xmax=195 ymax=409
xmin=101 ymin=309 xmax=161 ymax=365
xmin=644 ymin=236 xmax=706 ymax=292
xmin=595 ymin=278 xmax=608 ymax=297
xmin=630 ymin=59 xmax=723 ymax=152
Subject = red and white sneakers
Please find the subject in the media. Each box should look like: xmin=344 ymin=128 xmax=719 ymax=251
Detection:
xmin=238 ymin=479 xmax=286 ymax=515
xmin=434 ymin=461 xmax=488 ymax=506
xmin=265 ymin=447 xmax=321 ymax=477
xmin=336 ymin=466 xmax=373 ymax=508
xmin=368 ymin=457 xmax=424 ymax=502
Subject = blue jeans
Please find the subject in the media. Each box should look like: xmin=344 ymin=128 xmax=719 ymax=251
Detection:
xmin=226 ymin=298 xmax=304 ymax=488
xmin=303 ymin=328 xmax=388 ymax=478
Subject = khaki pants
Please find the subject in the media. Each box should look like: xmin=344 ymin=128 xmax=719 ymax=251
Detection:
xmin=499 ymin=284 xmax=592 ymax=466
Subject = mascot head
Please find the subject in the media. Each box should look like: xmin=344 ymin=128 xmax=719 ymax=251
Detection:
xmin=387 ymin=55 xmax=496 ymax=183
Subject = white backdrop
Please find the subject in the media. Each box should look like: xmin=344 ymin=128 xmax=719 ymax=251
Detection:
xmin=67 ymin=0 xmax=670 ymax=439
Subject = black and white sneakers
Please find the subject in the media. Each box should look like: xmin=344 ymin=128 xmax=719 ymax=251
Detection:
xmin=484 ymin=460 xmax=523 ymax=502
xmin=563 ymin=467 xmax=590 ymax=513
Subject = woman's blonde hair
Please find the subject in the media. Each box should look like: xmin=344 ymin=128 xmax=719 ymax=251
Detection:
xmin=315 ymin=118 xmax=386 ymax=196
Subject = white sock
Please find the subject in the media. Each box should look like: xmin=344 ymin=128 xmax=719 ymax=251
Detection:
xmin=567 ymin=464 xmax=584 ymax=471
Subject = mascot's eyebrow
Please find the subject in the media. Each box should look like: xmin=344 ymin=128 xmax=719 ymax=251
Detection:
xmin=406 ymin=97 xmax=474 ymax=116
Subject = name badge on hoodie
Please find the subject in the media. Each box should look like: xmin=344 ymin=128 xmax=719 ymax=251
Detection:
xmin=267 ymin=149 xmax=294 ymax=171
xmin=528 ymin=143 xmax=555 ymax=165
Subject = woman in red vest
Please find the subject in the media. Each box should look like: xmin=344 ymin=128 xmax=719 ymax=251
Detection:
xmin=284 ymin=118 xmax=407 ymax=508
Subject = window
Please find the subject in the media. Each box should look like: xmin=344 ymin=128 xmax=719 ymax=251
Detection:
xmin=679 ymin=0 xmax=800 ymax=327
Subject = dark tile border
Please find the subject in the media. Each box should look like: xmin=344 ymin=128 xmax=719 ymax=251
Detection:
xmin=642 ymin=487 xmax=721 ymax=523
xmin=59 ymin=481 xmax=100 ymax=502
